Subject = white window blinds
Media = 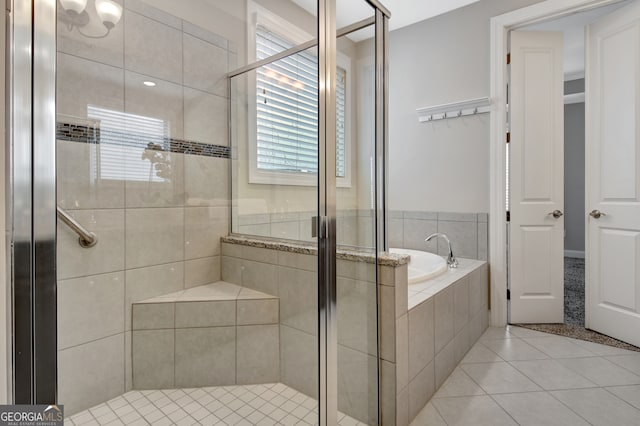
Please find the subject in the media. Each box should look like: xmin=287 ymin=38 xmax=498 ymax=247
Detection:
xmin=256 ymin=25 xmax=346 ymax=178
xmin=88 ymin=105 xmax=170 ymax=183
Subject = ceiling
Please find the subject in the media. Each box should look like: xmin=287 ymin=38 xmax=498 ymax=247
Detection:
xmin=525 ymin=2 xmax=628 ymax=79
xmin=292 ymin=0 xmax=482 ymax=41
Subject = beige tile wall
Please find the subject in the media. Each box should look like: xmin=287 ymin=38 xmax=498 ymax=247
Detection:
xmin=378 ymin=261 xmax=411 ymax=426
xmin=56 ymin=0 xmax=231 ymax=415
xmin=403 ymin=263 xmax=489 ymax=424
xmin=235 ymin=210 xmax=375 ymax=247
xmin=131 ymin=296 xmax=279 ymax=390
xmin=376 ymin=258 xmax=488 ymax=426
xmin=221 ymin=242 xmax=382 ymax=424
xmin=236 ymin=210 xmax=489 ymax=258
xmin=389 ymin=211 xmax=489 ymax=261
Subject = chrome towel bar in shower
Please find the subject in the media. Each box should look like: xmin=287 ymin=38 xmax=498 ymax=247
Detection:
xmin=57 ymin=206 xmax=98 ymax=248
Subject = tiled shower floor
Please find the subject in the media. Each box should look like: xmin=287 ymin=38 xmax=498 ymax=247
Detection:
xmin=65 ymin=383 xmax=365 ymax=426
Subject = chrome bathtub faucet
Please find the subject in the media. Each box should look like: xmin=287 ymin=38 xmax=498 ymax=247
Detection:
xmin=425 ymin=233 xmax=458 ymax=268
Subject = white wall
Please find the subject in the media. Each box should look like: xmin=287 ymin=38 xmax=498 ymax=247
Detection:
xmin=386 ymin=0 xmax=543 ymax=213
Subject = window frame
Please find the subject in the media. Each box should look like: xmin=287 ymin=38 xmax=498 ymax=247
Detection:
xmin=246 ymin=2 xmax=352 ymax=188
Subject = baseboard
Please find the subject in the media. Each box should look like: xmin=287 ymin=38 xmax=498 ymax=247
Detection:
xmin=564 ymin=250 xmax=585 ymax=259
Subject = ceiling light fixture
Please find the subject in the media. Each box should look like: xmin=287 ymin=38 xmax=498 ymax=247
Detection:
xmin=95 ymin=0 xmax=123 ymax=30
xmin=60 ymin=0 xmax=88 ymax=15
xmin=59 ymin=0 xmax=122 ymax=39
xmin=143 ymin=81 xmax=157 ymax=87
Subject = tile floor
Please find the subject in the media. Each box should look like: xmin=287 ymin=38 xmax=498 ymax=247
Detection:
xmin=411 ymin=325 xmax=640 ymax=425
xmin=65 ymin=383 xmax=364 ymax=426
xmin=66 ymin=326 xmax=640 ymax=425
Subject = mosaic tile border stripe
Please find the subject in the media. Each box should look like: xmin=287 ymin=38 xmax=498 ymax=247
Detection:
xmin=56 ymin=122 xmax=230 ymax=159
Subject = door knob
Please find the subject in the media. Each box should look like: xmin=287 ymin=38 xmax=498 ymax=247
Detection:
xmin=589 ymin=210 xmax=606 ymax=219
xmin=548 ymin=210 xmax=564 ymax=218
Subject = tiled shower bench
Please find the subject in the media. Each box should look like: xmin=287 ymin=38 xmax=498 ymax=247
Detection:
xmin=131 ymin=281 xmax=279 ymax=389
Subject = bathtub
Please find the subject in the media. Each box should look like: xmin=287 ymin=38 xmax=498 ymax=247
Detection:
xmin=390 ymin=248 xmax=447 ymax=284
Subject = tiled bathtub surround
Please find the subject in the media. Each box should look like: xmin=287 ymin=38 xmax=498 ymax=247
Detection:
xmin=221 ymin=236 xmax=489 ymax=425
xmin=236 ymin=210 xmax=489 ymax=258
xmin=378 ymin=258 xmax=489 ymax=426
xmin=131 ymin=282 xmax=279 ymax=389
xmin=403 ymin=262 xmax=489 ymax=424
xmin=389 ymin=211 xmax=488 ymax=261
xmin=56 ymin=0 xmax=232 ymax=415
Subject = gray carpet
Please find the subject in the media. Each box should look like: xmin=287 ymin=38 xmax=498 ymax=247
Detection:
xmin=515 ymin=323 xmax=640 ymax=352
xmin=515 ymin=257 xmax=640 ymax=352
xmin=564 ymin=257 xmax=585 ymax=327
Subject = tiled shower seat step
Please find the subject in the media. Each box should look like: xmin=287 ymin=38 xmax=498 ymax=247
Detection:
xmin=131 ymin=281 xmax=280 ymax=389
xmin=132 ymin=281 xmax=279 ymax=329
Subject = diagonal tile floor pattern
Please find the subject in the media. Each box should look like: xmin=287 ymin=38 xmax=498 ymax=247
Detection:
xmin=66 ymin=383 xmax=364 ymax=426
xmin=412 ymin=325 xmax=640 ymax=425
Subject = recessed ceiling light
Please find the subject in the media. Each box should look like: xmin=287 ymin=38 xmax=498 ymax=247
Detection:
xmin=143 ymin=81 xmax=156 ymax=87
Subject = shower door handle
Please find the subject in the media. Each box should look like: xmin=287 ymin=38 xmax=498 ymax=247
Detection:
xmin=311 ymin=216 xmax=327 ymax=239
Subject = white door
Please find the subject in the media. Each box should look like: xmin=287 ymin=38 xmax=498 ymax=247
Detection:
xmin=586 ymin=0 xmax=640 ymax=347
xmin=510 ymin=31 xmax=565 ymax=323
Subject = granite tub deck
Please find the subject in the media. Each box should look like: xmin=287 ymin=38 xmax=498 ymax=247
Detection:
xmin=131 ymin=281 xmax=280 ymax=390
xmin=221 ymin=236 xmax=489 ymax=425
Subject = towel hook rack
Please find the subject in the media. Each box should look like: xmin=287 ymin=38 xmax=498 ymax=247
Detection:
xmin=417 ymin=97 xmax=491 ymax=123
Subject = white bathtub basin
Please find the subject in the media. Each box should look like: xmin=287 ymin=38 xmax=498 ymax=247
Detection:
xmin=390 ymin=248 xmax=448 ymax=284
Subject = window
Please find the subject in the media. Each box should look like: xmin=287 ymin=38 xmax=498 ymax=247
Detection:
xmin=248 ymin=9 xmax=351 ymax=187
xmin=88 ymin=106 xmax=172 ymax=183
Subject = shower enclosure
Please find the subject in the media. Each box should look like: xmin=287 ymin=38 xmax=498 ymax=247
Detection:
xmin=8 ymin=0 xmax=389 ymax=424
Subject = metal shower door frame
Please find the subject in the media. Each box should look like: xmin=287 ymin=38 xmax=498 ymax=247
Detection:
xmin=229 ymin=1 xmax=390 ymax=424
xmin=317 ymin=1 xmax=390 ymax=425
xmin=9 ymin=0 xmax=58 ymax=404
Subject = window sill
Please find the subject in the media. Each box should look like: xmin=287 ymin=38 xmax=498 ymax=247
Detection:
xmin=249 ymin=170 xmax=351 ymax=188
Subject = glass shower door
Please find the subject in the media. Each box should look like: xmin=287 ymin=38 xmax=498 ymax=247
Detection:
xmin=334 ymin=3 xmax=379 ymax=424
xmin=10 ymin=0 xmax=389 ymax=424
xmin=229 ymin=3 xmax=326 ymax=420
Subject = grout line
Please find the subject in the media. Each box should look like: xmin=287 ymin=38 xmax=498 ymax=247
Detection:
xmin=486 ymin=392 xmax=529 ymax=425
xmin=56 ymin=50 xmax=123 ymax=72
xmin=235 ymin=299 xmax=238 ymax=386
xmin=59 ymin=331 xmax=125 ymax=352
xmin=545 ymin=388 xmax=596 ymax=425
xmin=601 ymin=386 xmax=640 ymax=412
xmin=172 ymin=326 xmax=176 ymax=389
xmin=428 ymin=400 xmax=450 ymax=426
xmin=604 ymin=356 xmax=640 ymax=377
xmin=121 ymin=6 xmax=129 ymax=397
xmin=125 ymin=8 xmax=182 ymax=32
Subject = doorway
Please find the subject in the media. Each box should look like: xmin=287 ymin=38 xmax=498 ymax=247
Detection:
xmin=491 ymin=1 xmax=636 ymax=350
xmin=514 ymin=3 xmax=626 ymax=328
